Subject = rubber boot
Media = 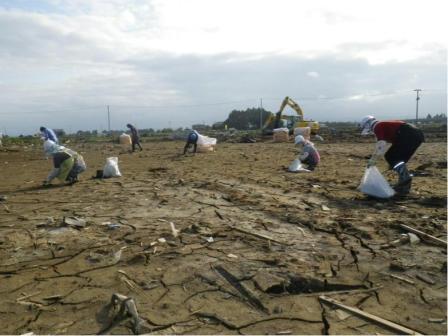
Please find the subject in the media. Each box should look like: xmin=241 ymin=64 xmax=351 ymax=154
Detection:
xmin=393 ymin=162 xmax=412 ymax=194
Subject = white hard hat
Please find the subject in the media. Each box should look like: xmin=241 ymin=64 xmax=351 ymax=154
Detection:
xmin=359 ymin=115 xmax=376 ymax=135
xmin=294 ymin=135 xmax=305 ymax=145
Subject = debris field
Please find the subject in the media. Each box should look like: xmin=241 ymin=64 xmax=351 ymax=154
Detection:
xmin=0 ymin=139 xmax=446 ymax=334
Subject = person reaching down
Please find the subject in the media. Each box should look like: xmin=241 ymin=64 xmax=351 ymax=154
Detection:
xmin=359 ymin=115 xmax=424 ymax=195
xmin=294 ymin=135 xmax=320 ymax=171
xmin=43 ymin=140 xmax=86 ymax=185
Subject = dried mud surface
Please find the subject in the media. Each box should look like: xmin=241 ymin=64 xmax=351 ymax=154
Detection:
xmin=0 ymin=140 xmax=446 ymax=335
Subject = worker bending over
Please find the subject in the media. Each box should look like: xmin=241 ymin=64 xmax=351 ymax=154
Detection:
xmin=43 ymin=140 xmax=86 ymax=185
xmin=126 ymin=124 xmax=143 ymax=152
xmin=295 ymin=135 xmax=320 ymax=171
xmin=184 ymin=130 xmax=199 ymax=155
xmin=359 ymin=115 xmax=424 ymax=194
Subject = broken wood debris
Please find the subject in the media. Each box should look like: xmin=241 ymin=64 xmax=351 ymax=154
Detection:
xmin=99 ymin=293 xmax=141 ymax=334
xmin=229 ymin=225 xmax=292 ymax=246
xmin=319 ymin=296 xmax=421 ymax=335
xmin=214 ymin=265 xmax=269 ymax=314
xmin=398 ymin=224 xmax=447 ymax=248
xmin=383 ymin=273 xmax=415 ymax=285
xmin=416 ymin=273 xmax=436 ymax=285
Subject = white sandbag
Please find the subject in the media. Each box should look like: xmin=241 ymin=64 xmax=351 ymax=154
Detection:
xmin=294 ymin=127 xmax=311 ymax=140
xmin=196 ymin=134 xmax=217 ymax=153
xmin=273 ymin=128 xmax=289 ymax=142
xmin=103 ymin=157 xmax=122 ymax=178
xmin=288 ymin=158 xmax=311 ymax=173
xmin=197 ymin=134 xmax=217 ymax=146
xmin=273 ymin=128 xmax=289 ymax=133
xmin=119 ymin=133 xmax=132 ymax=145
xmin=359 ymin=166 xmax=395 ymax=198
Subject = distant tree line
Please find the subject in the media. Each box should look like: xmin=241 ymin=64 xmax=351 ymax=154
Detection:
xmin=221 ymin=108 xmax=273 ymax=130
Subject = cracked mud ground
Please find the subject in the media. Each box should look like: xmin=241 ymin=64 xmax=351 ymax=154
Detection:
xmin=0 ymin=140 xmax=446 ymax=335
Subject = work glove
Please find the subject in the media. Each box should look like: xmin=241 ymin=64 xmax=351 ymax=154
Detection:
xmin=367 ymin=157 xmax=376 ymax=168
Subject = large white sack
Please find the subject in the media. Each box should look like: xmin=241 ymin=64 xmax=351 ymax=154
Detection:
xmin=273 ymin=128 xmax=289 ymax=133
xmin=103 ymin=157 xmax=122 ymax=178
xmin=359 ymin=166 xmax=395 ymax=198
xmin=288 ymin=158 xmax=310 ymax=173
xmin=197 ymin=134 xmax=217 ymax=146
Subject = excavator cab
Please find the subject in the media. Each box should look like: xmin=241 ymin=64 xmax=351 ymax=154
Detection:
xmin=274 ymin=96 xmax=319 ymax=134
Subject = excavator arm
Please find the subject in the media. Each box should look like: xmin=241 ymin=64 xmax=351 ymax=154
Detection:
xmin=274 ymin=96 xmax=304 ymax=128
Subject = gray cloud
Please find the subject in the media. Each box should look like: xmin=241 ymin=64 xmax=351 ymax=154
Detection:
xmin=0 ymin=8 xmax=446 ymax=135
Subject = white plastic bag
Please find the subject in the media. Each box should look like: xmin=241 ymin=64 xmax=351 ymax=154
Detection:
xmin=196 ymin=134 xmax=217 ymax=152
xmin=103 ymin=157 xmax=122 ymax=178
xmin=288 ymin=158 xmax=310 ymax=173
xmin=197 ymin=134 xmax=217 ymax=146
xmin=359 ymin=166 xmax=395 ymax=198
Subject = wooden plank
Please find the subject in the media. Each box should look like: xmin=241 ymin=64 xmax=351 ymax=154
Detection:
xmin=299 ymin=286 xmax=383 ymax=297
xmin=214 ymin=265 xmax=269 ymax=314
xmin=399 ymin=224 xmax=447 ymax=248
xmin=229 ymin=225 xmax=292 ymax=246
xmin=385 ymin=273 xmax=415 ymax=285
xmin=319 ymin=296 xmax=421 ymax=335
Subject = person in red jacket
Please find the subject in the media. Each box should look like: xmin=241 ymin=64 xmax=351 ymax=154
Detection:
xmin=359 ymin=115 xmax=425 ymax=194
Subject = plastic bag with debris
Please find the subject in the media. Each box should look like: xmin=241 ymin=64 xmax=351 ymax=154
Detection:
xmin=103 ymin=157 xmax=122 ymax=178
xmin=359 ymin=166 xmax=395 ymax=198
xmin=288 ymin=158 xmax=310 ymax=173
xmin=197 ymin=134 xmax=217 ymax=152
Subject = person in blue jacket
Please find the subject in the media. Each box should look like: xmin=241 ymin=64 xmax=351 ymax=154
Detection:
xmin=183 ymin=130 xmax=199 ymax=154
xmin=40 ymin=126 xmax=58 ymax=144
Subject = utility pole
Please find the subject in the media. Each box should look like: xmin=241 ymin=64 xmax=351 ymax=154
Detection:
xmin=107 ymin=105 xmax=111 ymax=134
xmin=259 ymin=98 xmax=263 ymax=130
xmin=413 ymin=89 xmax=422 ymax=123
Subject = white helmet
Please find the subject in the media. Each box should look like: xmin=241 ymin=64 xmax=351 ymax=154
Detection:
xmin=359 ymin=115 xmax=376 ymax=135
xmin=294 ymin=135 xmax=305 ymax=145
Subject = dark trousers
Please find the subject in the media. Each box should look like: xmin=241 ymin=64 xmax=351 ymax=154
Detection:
xmin=385 ymin=124 xmax=425 ymax=168
xmin=302 ymin=156 xmax=317 ymax=171
xmin=132 ymin=138 xmax=142 ymax=152
xmin=183 ymin=140 xmax=197 ymax=154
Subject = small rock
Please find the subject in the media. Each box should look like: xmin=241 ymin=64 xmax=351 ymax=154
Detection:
xmin=321 ymin=205 xmax=330 ymax=211
xmin=203 ymin=236 xmax=214 ymax=243
xmin=63 ymin=216 xmax=86 ymax=229
xmin=227 ymin=253 xmax=238 ymax=259
xmin=407 ymin=233 xmax=420 ymax=245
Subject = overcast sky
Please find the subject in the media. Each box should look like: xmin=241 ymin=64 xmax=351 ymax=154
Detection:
xmin=0 ymin=0 xmax=446 ymax=135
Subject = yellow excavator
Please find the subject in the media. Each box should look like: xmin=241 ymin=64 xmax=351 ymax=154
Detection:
xmin=263 ymin=96 xmax=319 ymax=134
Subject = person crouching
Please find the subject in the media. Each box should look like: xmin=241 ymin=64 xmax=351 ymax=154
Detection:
xmin=43 ymin=140 xmax=86 ymax=185
xmin=294 ymin=135 xmax=320 ymax=171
